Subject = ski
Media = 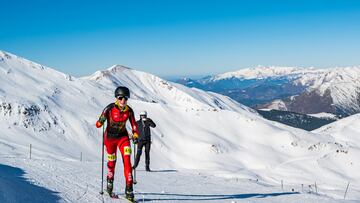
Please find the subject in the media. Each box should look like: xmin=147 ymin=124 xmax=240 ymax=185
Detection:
xmin=104 ymin=192 xmax=137 ymax=202
xmin=119 ymin=195 xmax=137 ymax=203
xmin=109 ymin=193 xmax=119 ymax=199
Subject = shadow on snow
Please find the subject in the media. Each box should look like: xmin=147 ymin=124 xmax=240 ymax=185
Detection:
xmin=138 ymin=191 xmax=300 ymax=201
xmin=0 ymin=164 xmax=61 ymax=203
xmin=135 ymin=169 xmax=178 ymax=173
xmin=147 ymin=169 xmax=178 ymax=173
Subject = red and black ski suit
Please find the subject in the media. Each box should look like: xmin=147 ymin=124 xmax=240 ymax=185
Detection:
xmin=96 ymin=102 xmax=138 ymax=187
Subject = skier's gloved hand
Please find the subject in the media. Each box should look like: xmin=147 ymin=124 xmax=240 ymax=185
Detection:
xmin=96 ymin=116 xmax=106 ymax=128
xmin=99 ymin=116 xmax=106 ymax=123
xmin=133 ymin=132 xmax=139 ymax=139
xmin=131 ymin=133 xmax=139 ymax=144
xmin=96 ymin=120 xmax=103 ymax=128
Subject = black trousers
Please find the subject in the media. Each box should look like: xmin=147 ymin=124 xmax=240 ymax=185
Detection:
xmin=134 ymin=140 xmax=151 ymax=168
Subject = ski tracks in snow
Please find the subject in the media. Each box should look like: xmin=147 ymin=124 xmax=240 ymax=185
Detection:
xmin=1 ymin=156 xmax=356 ymax=203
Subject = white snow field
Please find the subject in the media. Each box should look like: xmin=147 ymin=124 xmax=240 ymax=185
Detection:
xmin=0 ymin=50 xmax=359 ymax=202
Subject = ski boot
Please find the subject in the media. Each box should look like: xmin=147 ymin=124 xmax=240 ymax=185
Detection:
xmin=106 ymin=177 xmax=114 ymax=195
xmin=132 ymin=162 xmax=138 ymax=170
xmin=125 ymin=184 xmax=135 ymax=202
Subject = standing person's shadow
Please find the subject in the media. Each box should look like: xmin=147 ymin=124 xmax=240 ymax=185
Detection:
xmin=0 ymin=164 xmax=61 ymax=203
xmin=137 ymin=191 xmax=300 ymax=201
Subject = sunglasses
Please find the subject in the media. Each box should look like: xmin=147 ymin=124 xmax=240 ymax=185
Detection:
xmin=116 ymin=96 xmax=128 ymax=101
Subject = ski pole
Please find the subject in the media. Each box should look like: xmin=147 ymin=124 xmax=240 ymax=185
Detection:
xmin=133 ymin=139 xmax=137 ymax=184
xmin=100 ymin=125 xmax=105 ymax=195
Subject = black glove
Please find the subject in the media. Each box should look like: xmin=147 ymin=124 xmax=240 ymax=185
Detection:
xmin=133 ymin=138 xmax=138 ymax=144
xmin=98 ymin=115 xmax=106 ymax=124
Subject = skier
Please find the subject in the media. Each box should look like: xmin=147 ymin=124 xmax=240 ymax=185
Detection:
xmin=96 ymin=86 xmax=138 ymax=202
xmin=132 ymin=111 xmax=156 ymax=172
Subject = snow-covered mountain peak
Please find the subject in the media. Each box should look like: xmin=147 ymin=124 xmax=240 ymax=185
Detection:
xmin=293 ymin=66 xmax=360 ymax=98
xmin=110 ymin=64 xmax=131 ymax=69
xmin=0 ymin=50 xmax=77 ymax=84
xmin=107 ymin=64 xmax=132 ymax=74
xmin=0 ymin=50 xmax=48 ymax=72
xmin=211 ymin=66 xmax=323 ymax=81
xmin=0 ymin=51 xmax=78 ymax=102
xmin=85 ymin=64 xmax=252 ymax=112
xmin=0 ymin=50 xmax=11 ymax=59
xmin=86 ymin=64 xmax=132 ymax=81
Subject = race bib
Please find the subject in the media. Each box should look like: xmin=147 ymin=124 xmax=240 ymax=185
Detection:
xmin=107 ymin=153 xmax=116 ymax=161
xmin=124 ymin=146 xmax=131 ymax=155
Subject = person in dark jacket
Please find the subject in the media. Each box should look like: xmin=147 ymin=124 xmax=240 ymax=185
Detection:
xmin=133 ymin=111 xmax=156 ymax=171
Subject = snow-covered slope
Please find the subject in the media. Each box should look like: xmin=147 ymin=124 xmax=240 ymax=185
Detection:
xmin=1 ymin=51 xmax=360 ymax=202
xmin=313 ymin=113 xmax=360 ymax=145
xmin=0 ymin=50 xmax=107 ymax=160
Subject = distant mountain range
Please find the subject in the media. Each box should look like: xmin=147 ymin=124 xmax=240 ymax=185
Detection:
xmin=175 ymin=66 xmax=360 ymax=117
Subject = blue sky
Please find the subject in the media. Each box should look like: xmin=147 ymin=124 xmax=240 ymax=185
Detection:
xmin=1 ymin=0 xmax=360 ymax=77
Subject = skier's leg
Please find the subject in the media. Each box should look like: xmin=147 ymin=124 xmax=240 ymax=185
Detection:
xmin=104 ymin=136 xmax=118 ymax=194
xmin=118 ymin=136 xmax=133 ymax=186
xmin=133 ymin=141 xmax=144 ymax=169
xmin=118 ymin=136 xmax=134 ymax=201
xmin=105 ymin=137 xmax=118 ymax=180
xmin=145 ymin=141 xmax=151 ymax=171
